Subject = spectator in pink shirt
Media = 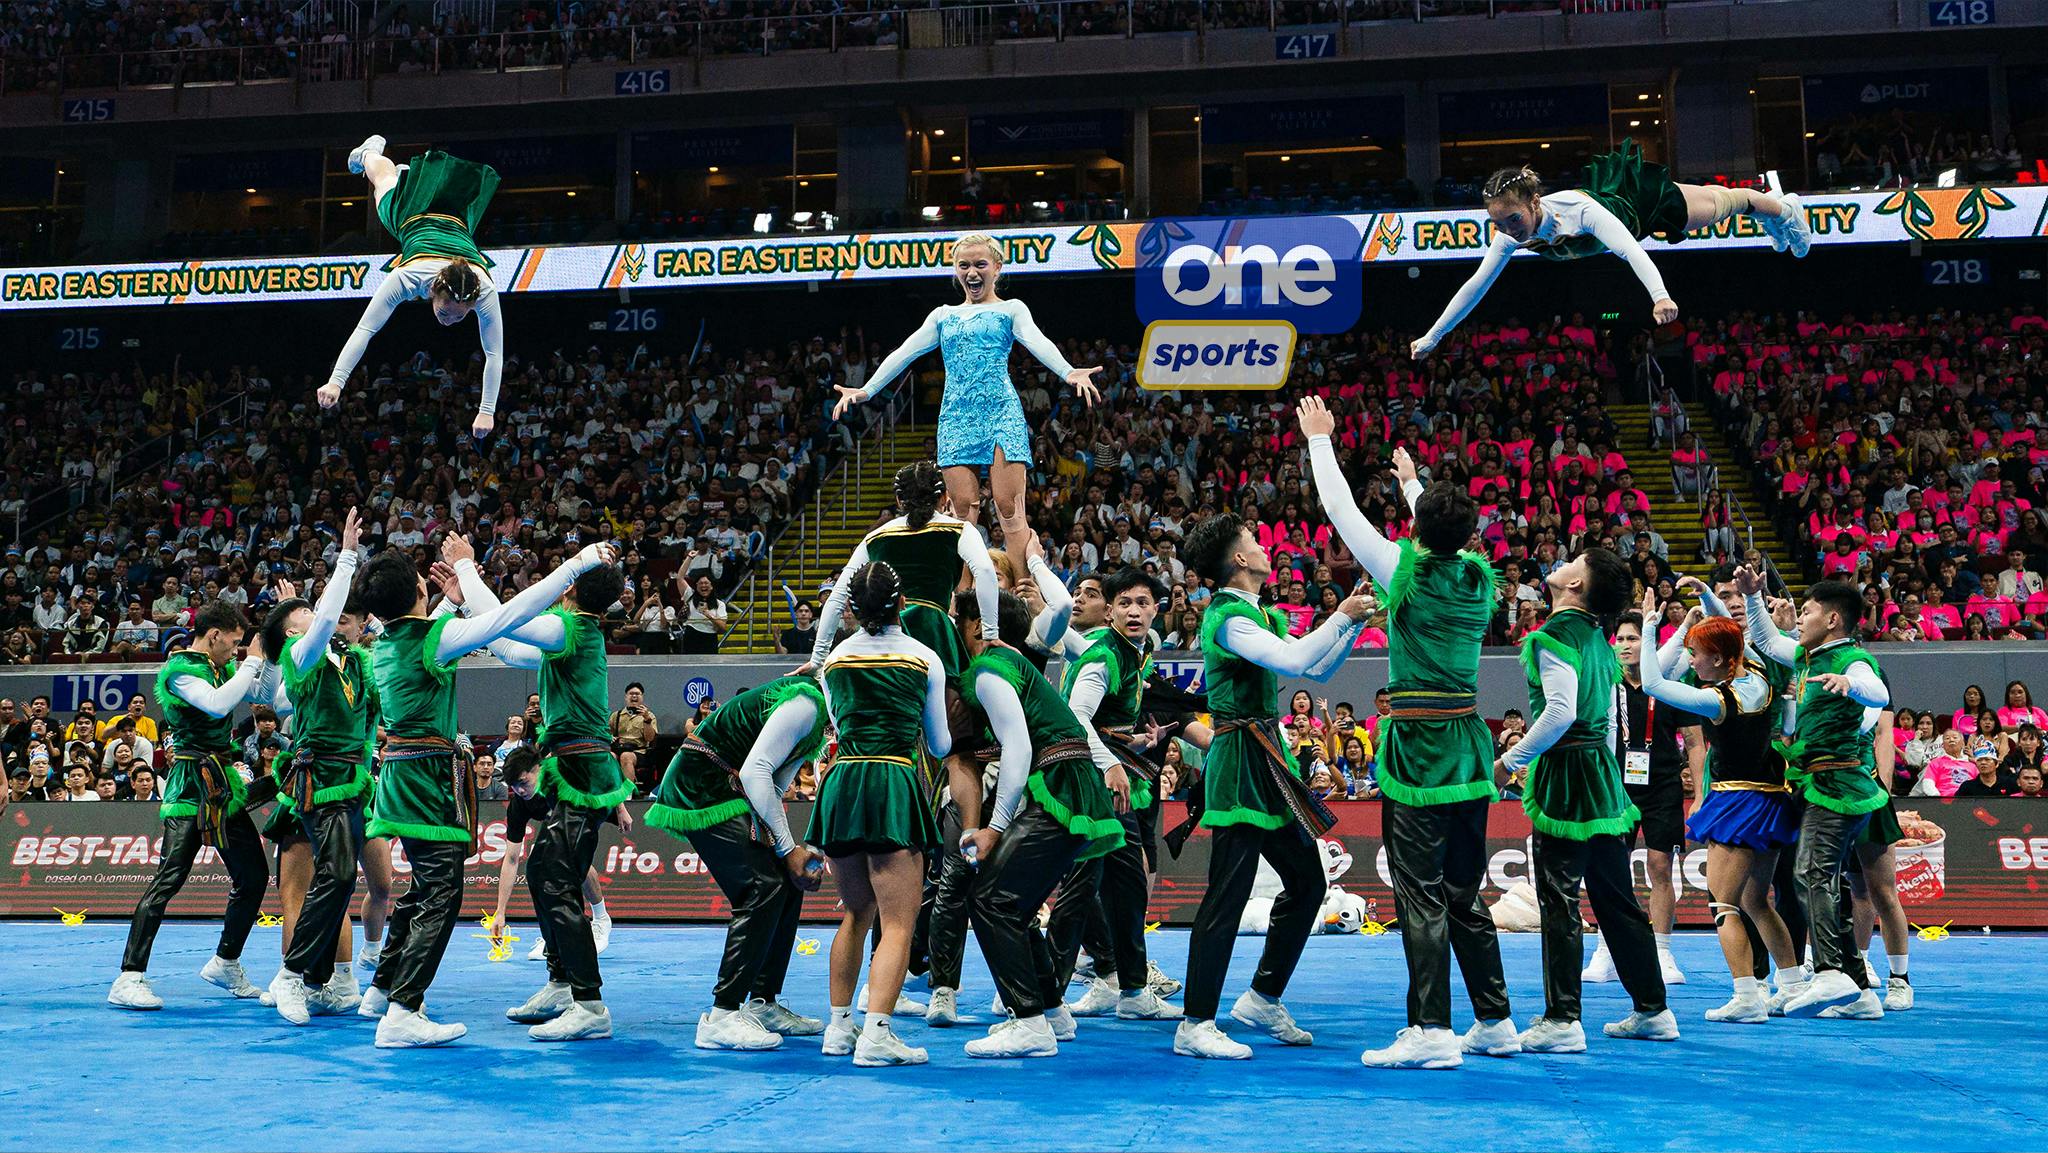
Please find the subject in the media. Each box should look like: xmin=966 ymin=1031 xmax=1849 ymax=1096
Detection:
xmin=1996 ymin=680 xmax=2048 ymax=731
xmin=1914 ymin=728 xmax=1977 ymax=796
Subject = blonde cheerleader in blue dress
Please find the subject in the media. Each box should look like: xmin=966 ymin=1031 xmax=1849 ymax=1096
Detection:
xmin=832 ymin=233 xmax=1101 ymax=547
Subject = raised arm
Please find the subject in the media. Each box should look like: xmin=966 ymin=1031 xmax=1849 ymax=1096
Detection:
xmin=1499 ymin=650 xmax=1576 ymax=775
xmin=436 ymin=544 xmax=610 ymax=662
xmin=738 ymin=694 xmax=821 ymax=855
xmin=956 ymin=523 xmax=1001 ymax=644
xmin=1581 ymin=199 xmax=1673 ymax=308
xmin=1640 ymin=643 xmax=1765 ymax=722
xmin=859 ymin=307 xmax=944 ymax=401
xmin=808 ymin=537 xmax=872 ymax=668
xmin=973 ymin=671 xmax=1034 ymax=833
xmin=1415 ymin=231 xmax=1514 ymax=355
xmin=453 ymin=558 xmax=568 ymax=651
xmin=1005 ymin=298 xmax=1078 ymax=378
xmin=1023 ymin=553 xmax=1074 ymax=656
xmin=1306 ymin=433 xmax=1401 ymax=584
xmin=1216 ymin=608 xmax=1358 ymax=680
xmin=322 ymin=270 xmax=412 ymax=400
xmin=1742 ymin=592 xmax=1801 ymax=667
xmin=292 ymin=550 xmax=359 ymax=675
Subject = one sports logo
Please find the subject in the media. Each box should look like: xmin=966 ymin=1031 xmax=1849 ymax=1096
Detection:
xmin=1134 ymin=217 xmax=1361 ymax=390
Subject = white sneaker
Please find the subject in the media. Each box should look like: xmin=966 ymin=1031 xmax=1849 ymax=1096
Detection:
xmin=1768 ymin=968 xmax=1812 ymax=1017
xmin=308 ymin=970 xmax=362 ymax=1016
xmin=259 ymin=966 xmax=287 ymax=1006
xmin=592 ymin=912 xmax=612 ymax=957
xmin=356 ymin=940 xmax=382 ymax=978
xmin=269 ymin=970 xmax=312 ymax=1026
xmin=696 ymin=1007 xmax=782 ymax=1050
xmin=1884 ymin=976 xmax=1915 ymax=1012
xmin=358 ymin=985 xmax=389 ymax=1018
xmin=852 ymin=1025 xmax=928 ymax=1067
xmin=108 ymin=971 xmax=162 ymax=1011
xmin=1229 ymin=990 xmax=1312 ymax=1045
xmin=1705 ymin=987 xmax=1770 ymax=1024
xmin=747 ymin=998 xmax=824 ymax=1036
xmin=374 ymin=1005 xmax=467 ymax=1048
xmin=1779 ymin=193 xmax=1812 ymax=258
xmin=821 ymin=1017 xmax=861 ymax=1056
xmin=347 ymin=134 xmax=387 ymax=177
xmin=530 ymin=1000 xmax=612 ymax=1042
xmin=1817 ymin=989 xmax=1885 ymax=1020
xmin=1581 ymin=944 xmax=1619 ymax=984
xmin=1461 ymin=1017 xmax=1522 ymax=1057
xmin=965 ymin=1014 xmax=1059 ymax=1059
xmin=1361 ymin=1025 xmax=1463 ymax=1070
xmin=1782 ymin=969 xmax=1861 ymax=1018
xmin=856 ymin=983 xmax=926 ymax=1016
xmin=1068 ymin=977 xmax=1119 ymax=1017
xmin=199 ymin=955 xmax=262 ymax=999
xmin=1045 ymin=1004 xmax=1078 ymax=1042
xmin=1862 ymin=957 xmax=1880 ymax=988
xmin=1658 ymin=950 xmax=1686 ymax=986
xmin=1517 ymin=1017 xmax=1588 ymax=1054
xmin=1116 ymin=989 xmax=1183 ymax=1020
xmin=506 ymin=980 xmax=573 ymax=1024
xmin=1173 ymin=1018 xmax=1252 ymax=1060
xmin=1146 ymin=960 xmax=1183 ymax=999
xmin=1603 ymin=1008 xmax=1680 ymax=1042
xmin=527 ymin=936 xmax=548 ymax=962
xmin=925 ymin=986 xmax=959 ymax=1027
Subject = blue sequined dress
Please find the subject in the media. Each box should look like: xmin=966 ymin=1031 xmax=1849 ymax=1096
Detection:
xmin=858 ymin=298 xmax=1077 ymax=468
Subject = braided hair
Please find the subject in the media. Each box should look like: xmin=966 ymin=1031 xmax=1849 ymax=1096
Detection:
xmin=431 ymin=259 xmax=484 ymax=304
xmin=895 ymin=461 xmax=946 ymax=530
xmin=1482 ymin=165 xmax=1543 ymax=205
xmin=848 ymin=561 xmax=903 ymax=635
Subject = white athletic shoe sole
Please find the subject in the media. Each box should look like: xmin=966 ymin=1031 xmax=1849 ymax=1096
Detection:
xmin=1361 ymin=1027 xmax=1464 ymax=1070
xmin=347 ymin=134 xmax=386 ymax=177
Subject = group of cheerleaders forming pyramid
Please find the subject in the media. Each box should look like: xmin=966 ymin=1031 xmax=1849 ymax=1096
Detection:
xmin=108 ymin=135 xmax=1917 ymax=1068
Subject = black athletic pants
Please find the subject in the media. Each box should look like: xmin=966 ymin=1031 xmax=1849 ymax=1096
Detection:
xmin=1794 ymin=805 xmax=1872 ymax=986
xmin=688 ymin=815 xmax=805 ymax=1010
xmin=1533 ymin=831 xmax=1667 ymax=1021
xmin=1048 ymin=802 xmax=1152 ymax=990
xmin=1385 ymin=798 xmax=1511 ymax=1029
xmin=283 ymin=800 xmax=364 ymax=986
xmin=969 ymin=806 xmax=1087 ymax=1018
xmin=1183 ymin=822 xmax=1323 ymax=1022
xmin=528 ymin=802 xmax=608 ymax=1002
xmin=121 ymin=812 xmax=268 ymax=973
xmin=918 ymin=795 xmax=977 ymax=990
xmin=373 ymin=837 xmax=467 ymax=1012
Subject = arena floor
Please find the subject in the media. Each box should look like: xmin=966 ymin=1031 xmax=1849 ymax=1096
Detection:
xmin=6 ymin=922 xmax=2039 ymax=1152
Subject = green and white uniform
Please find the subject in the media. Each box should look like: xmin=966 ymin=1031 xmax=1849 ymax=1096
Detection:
xmin=810 ymin=511 xmax=1000 ymax=687
xmin=368 ymin=616 xmax=473 ymax=843
xmin=154 ymin=650 xmax=254 ymax=826
xmin=1507 ymin=607 xmax=1639 ymax=839
xmin=648 ymin=676 xmax=829 ymax=837
xmin=968 ymin=646 xmax=1125 ymax=861
xmin=1373 ymin=542 xmax=1500 ymax=806
xmin=1063 ymin=628 xmax=1156 ymax=810
xmin=532 ymin=609 xmax=634 ymax=810
xmin=808 ymin=626 xmax=953 ymax=856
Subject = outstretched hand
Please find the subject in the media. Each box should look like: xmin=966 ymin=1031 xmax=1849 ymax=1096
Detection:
xmin=340 ymin=506 xmax=363 ymax=554
xmin=1653 ymin=298 xmax=1680 ymax=326
xmin=1391 ymin=446 xmax=1419 ymax=488
xmin=1067 ymin=367 xmax=1102 ymax=408
xmin=831 ymin=385 xmax=869 ymax=421
xmin=441 ymin=533 xmax=477 ymax=567
xmin=1295 ymin=395 xmax=1336 ymax=439
xmin=428 ymin=561 xmax=464 ymax=607
xmin=1409 ymin=337 xmax=1436 ymax=361
xmin=1732 ymin=565 xmax=1763 ymax=598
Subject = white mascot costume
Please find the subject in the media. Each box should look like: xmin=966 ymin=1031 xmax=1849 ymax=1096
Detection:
xmin=1240 ymin=838 xmax=1362 ymax=934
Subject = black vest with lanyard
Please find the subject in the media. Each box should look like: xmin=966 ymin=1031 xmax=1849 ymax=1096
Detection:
xmin=1616 ymin=677 xmax=1688 ymax=789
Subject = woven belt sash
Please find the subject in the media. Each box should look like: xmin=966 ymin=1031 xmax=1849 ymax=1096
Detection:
xmin=1096 ymin=725 xmax=1158 ymax=784
xmin=1387 ymin=690 xmax=1478 ymax=720
xmin=1163 ymin=716 xmax=1335 ymax=856
xmin=382 ymin=735 xmax=476 ymax=841
xmin=680 ymin=734 xmax=768 ymax=840
xmin=1034 ymin=737 xmax=1096 ymax=773
xmin=180 ymin=753 xmax=238 ymax=847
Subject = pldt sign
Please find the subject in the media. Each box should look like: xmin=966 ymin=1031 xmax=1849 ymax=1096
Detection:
xmin=1135 ymin=217 xmax=1362 ymax=390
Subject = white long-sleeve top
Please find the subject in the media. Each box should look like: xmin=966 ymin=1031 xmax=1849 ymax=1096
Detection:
xmin=1066 ymin=637 xmax=1145 ymax=774
xmin=738 ymin=694 xmax=822 ymax=855
xmin=1499 ymin=650 xmax=1588 ymax=776
xmin=857 ymin=298 xmax=1076 ymax=402
xmin=426 ymin=545 xmax=608 ymax=665
xmin=1305 ymin=434 xmax=1424 ymax=586
xmin=1209 ymin=587 xmax=1358 ymax=679
xmin=1419 ymin=191 xmax=1671 ymax=350
xmin=810 ymin=513 xmax=999 ymax=668
xmin=820 ymin=625 xmax=953 ymax=763
xmin=449 ymin=558 xmax=569 ymax=669
xmin=289 ymin=551 xmax=360 ymax=675
xmin=971 ymin=670 xmax=1036 ymax=833
xmin=1743 ymin=593 xmax=1889 ymax=708
xmin=325 ymin=260 xmax=504 ymax=418
xmin=1023 ymin=553 xmax=1086 ymax=659
xmin=1638 ymin=639 xmax=1770 ymax=722
xmin=168 ymin=655 xmax=269 ymax=719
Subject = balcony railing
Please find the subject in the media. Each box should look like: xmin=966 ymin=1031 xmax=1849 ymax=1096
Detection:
xmin=2 ymin=1 xmax=1707 ymax=95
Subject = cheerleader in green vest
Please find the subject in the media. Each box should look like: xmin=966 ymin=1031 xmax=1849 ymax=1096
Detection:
xmin=955 ymin=589 xmax=1125 ymax=1058
xmin=254 ymin=510 xmax=376 ymax=1025
xmin=1412 ymin=141 xmax=1811 ymax=358
xmin=1846 ymin=703 xmax=1916 ymax=1014
xmin=437 ymin=534 xmax=633 ymax=1043
xmin=1500 ymin=547 xmax=1676 ymax=1053
xmin=322 ymin=135 xmax=503 ymax=439
xmin=811 ymin=562 xmax=954 ymax=1068
xmin=109 ymin=602 xmax=276 ymax=1013
xmin=351 ymin=538 xmax=616 ymax=1049
xmin=1736 ymin=570 xmax=1891 ymax=1020
xmin=1299 ymin=398 xmax=1516 ymax=1071
xmin=644 ymin=675 xmax=832 ymax=1050
xmin=1173 ymin=513 xmax=1369 ymax=1060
